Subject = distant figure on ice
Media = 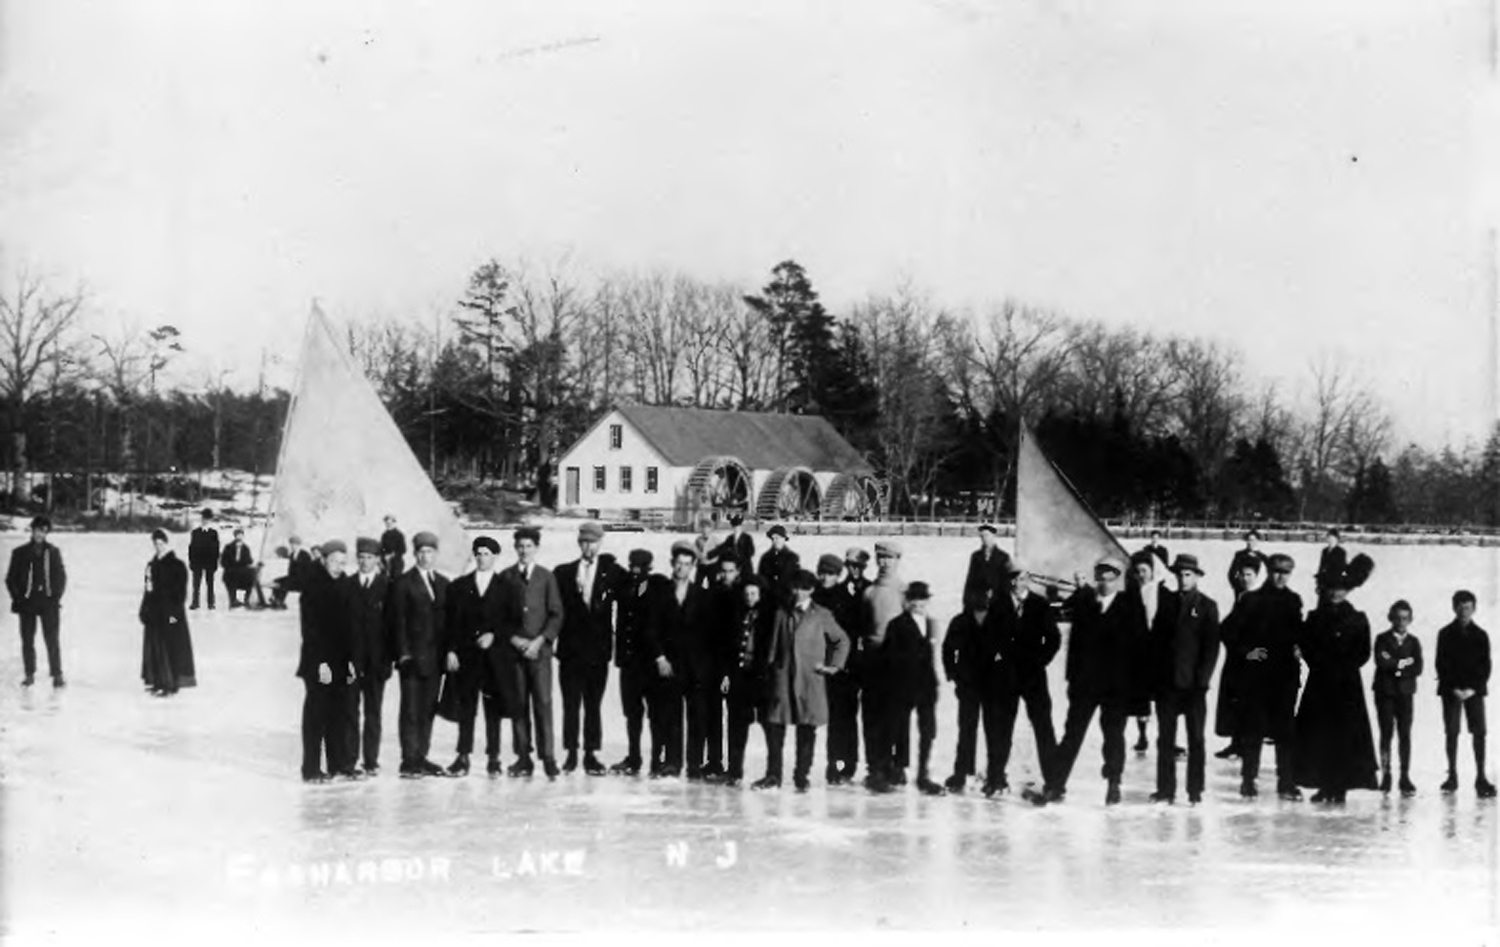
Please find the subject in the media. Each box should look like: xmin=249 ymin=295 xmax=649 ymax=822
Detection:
xmin=7 ymin=516 xmax=66 ymax=688
xmin=1227 ymin=529 xmax=1267 ymax=598
xmin=723 ymin=576 xmax=770 ymax=786
xmin=1050 ymin=556 xmax=1149 ymax=806
xmin=711 ymin=512 xmax=755 ymax=574
xmin=1148 ymin=555 xmax=1220 ymax=806
xmin=298 ymin=540 xmax=358 ymax=783
xmin=610 ymin=549 xmax=665 ymax=776
xmin=754 ymin=569 xmax=849 ymax=791
xmin=445 ymin=535 xmax=510 ymax=777
xmin=813 ymin=553 xmax=860 ymax=785
xmin=1314 ymin=528 xmax=1347 ymax=600
xmin=499 ymin=527 xmax=564 ymax=779
xmin=692 ymin=515 xmax=720 ymax=587
xmin=380 ymin=514 xmax=407 ymax=579
xmin=940 ymin=586 xmax=993 ymax=794
xmin=1214 ymin=557 xmax=1263 ymax=761
xmin=962 ymin=523 xmax=1012 ymax=606
xmin=860 ymin=541 xmax=906 ymax=793
xmin=1139 ymin=529 xmax=1170 ymax=568
xmin=346 ymin=537 xmax=392 ymax=776
xmin=758 ymin=525 xmax=800 ymax=608
xmin=1293 ymin=554 xmax=1379 ymax=804
xmin=392 ymin=531 xmax=450 ymax=778
xmin=1435 ymin=590 xmax=1496 ymax=798
xmin=270 ymin=535 xmax=315 ymax=610
xmin=140 ymin=529 xmax=196 ymax=697
xmin=1225 ymin=553 xmax=1305 ymax=801
xmin=554 ymin=521 xmax=625 ymax=777
xmin=876 ymin=581 xmax=945 ymax=796
xmin=1372 ymin=599 xmax=1422 ymax=797
xmin=187 ymin=508 xmax=220 ymax=611
xmin=219 ymin=528 xmax=257 ymax=609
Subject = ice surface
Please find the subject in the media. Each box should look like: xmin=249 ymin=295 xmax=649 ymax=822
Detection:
xmin=2 ymin=530 xmax=1496 ymax=936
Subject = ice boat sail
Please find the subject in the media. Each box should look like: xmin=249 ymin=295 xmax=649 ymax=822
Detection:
xmin=1014 ymin=425 xmax=1129 ymax=591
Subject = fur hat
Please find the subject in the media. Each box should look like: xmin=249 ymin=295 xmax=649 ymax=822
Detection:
xmin=670 ymin=540 xmax=698 ymax=562
xmin=578 ymin=521 xmax=604 ymax=543
xmin=412 ymin=531 xmax=439 ymax=550
xmin=627 ymin=549 xmax=654 ymax=569
xmin=817 ymin=553 xmax=844 ymax=575
xmin=320 ymin=539 xmax=348 ymax=557
xmin=355 ymin=536 xmax=382 ymax=556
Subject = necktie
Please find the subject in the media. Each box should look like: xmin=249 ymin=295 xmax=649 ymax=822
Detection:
xmin=363 ymin=576 xmax=370 ymax=590
xmin=423 ymin=571 xmax=434 ymax=598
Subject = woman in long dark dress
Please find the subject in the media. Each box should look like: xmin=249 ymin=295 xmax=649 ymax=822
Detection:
xmin=141 ymin=529 xmax=197 ymax=696
xmin=1293 ymin=554 xmax=1378 ymax=803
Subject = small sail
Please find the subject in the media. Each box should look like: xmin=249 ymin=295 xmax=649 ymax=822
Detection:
xmin=262 ymin=305 xmax=471 ymax=575
xmin=1015 ymin=425 xmax=1129 ymax=589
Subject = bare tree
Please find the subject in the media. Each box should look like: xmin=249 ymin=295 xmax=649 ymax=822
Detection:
xmin=0 ymin=266 xmax=86 ymax=497
xmin=1296 ymin=355 xmax=1359 ymax=519
xmin=1163 ymin=336 xmax=1244 ymax=494
xmin=719 ymin=288 xmax=775 ymax=410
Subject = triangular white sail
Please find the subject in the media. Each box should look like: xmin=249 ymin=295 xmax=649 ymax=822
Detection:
xmin=261 ymin=305 xmax=471 ymax=576
xmin=1015 ymin=425 xmax=1129 ymax=589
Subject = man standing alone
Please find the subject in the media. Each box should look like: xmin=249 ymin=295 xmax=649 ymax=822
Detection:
xmin=188 ymin=509 xmax=220 ymax=611
xmin=7 ymin=516 xmax=67 ymax=688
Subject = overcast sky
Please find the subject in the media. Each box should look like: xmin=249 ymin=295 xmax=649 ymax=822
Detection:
xmin=1 ymin=0 xmax=1495 ymax=449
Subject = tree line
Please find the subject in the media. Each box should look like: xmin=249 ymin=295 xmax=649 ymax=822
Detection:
xmin=2 ymin=256 xmax=1496 ymax=526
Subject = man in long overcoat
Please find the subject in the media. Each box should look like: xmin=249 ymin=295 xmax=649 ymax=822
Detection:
xmin=754 ymin=569 xmax=850 ymax=791
xmin=554 ymin=521 xmax=625 ymax=776
xmin=391 ymin=531 xmax=449 ymax=778
xmin=1226 ymin=553 xmax=1305 ymax=800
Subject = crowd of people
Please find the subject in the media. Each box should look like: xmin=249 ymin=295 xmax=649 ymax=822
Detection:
xmin=5 ymin=513 xmax=1494 ymax=807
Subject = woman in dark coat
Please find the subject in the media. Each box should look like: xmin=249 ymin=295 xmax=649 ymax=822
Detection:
xmin=1293 ymin=555 xmax=1378 ymax=802
xmin=141 ymin=529 xmax=196 ymax=696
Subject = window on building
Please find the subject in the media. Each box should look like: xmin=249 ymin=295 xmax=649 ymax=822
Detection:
xmin=620 ymin=466 xmax=633 ymax=493
xmin=645 ymin=466 xmax=659 ymax=494
xmin=609 ymin=424 xmax=623 ymax=450
xmin=593 ymin=466 xmax=606 ymax=492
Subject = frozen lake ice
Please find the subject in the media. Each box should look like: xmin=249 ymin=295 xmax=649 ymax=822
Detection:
xmin=2 ymin=529 xmax=1496 ymax=936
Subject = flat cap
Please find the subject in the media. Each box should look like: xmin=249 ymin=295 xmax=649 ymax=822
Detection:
xmin=844 ymin=547 xmax=871 ymax=566
xmin=355 ymin=536 xmax=382 ymax=556
xmin=472 ymin=536 xmax=500 ymax=554
xmin=978 ymin=523 xmax=998 ymax=535
xmin=1094 ymin=555 xmax=1126 ymax=577
xmin=874 ymin=541 xmax=902 ymax=558
xmin=320 ymin=539 xmax=348 ymax=557
xmin=817 ymin=553 xmax=844 ymax=575
xmin=578 ymin=521 xmax=604 ymax=542
xmin=412 ymin=531 xmax=439 ymax=550
xmin=670 ymin=540 xmax=699 ymax=561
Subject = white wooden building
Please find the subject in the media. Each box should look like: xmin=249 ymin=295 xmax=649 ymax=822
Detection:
xmin=556 ymin=405 xmax=880 ymax=521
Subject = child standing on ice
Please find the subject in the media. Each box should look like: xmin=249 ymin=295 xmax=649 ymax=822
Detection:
xmin=1372 ymin=600 xmax=1422 ymax=797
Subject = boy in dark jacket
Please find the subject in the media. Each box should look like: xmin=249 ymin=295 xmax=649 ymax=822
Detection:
xmin=1435 ymin=590 xmax=1495 ymax=798
xmin=1373 ymin=599 xmax=1422 ymax=796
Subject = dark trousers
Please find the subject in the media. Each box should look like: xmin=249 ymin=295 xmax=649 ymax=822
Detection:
xmin=861 ymin=680 xmax=888 ymax=779
xmin=764 ymin=722 xmax=817 ymax=780
xmin=826 ymin=671 xmax=861 ymax=775
xmin=948 ymin=690 xmax=984 ymax=780
xmin=1442 ymin=693 xmax=1487 ymax=775
xmin=190 ymin=567 xmax=216 ymax=607
xmin=885 ymin=698 xmax=938 ymax=779
xmin=1376 ymin=692 xmax=1414 ymax=775
xmin=346 ymin=675 xmax=387 ymax=769
xmin=1239 ymin=694 xmax=1298 ymax=791
xmin=726 ymin=680 xmax=758 ymax=779
xmin=18 ymin=607 xmax=61 ymax=679
xmin=397 ymin=668 xmax=440 ymax=765
xmin=1155 ymin=689 xmax=1208 ymax=799
xmin=511 ymin=653 xmax=555 ymax=761
xmin=648 ymin=674 xmax=685 ymax=772
xmin=302 ymin=679 xmax=351 ymax=777
xmin=1053 ymin=691 xmax=1128 ymax=791
xmin=618 ymin=663 xmax=652 ymax=762
xmin=560 ymin=660 xmax=609 ymax=754
xmin=991 ymin=675 xmax=1058 ymax=786
xmin=686 ymin=678 xmax=724 ymax=774
xmin=455 ymin=678 xmax=504 ymax=758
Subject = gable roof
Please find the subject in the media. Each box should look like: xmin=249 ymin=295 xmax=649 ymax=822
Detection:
xmin=615 ymin=405 xmax=874 ymax=476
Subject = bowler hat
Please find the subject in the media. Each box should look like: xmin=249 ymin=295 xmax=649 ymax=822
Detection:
xmin=904 ymin=581 xmax=932 ymax=600
xmin=412 ymin=531 xmax=439 ymax=550
xmin=767 ymin=524 xmax=788 ymax=541
xmin=355 ymin=536 xmax=382 ymax=556
xmin=817 ymin=553 xmax=844 ymax=575
xmin=200 ymin=508 xmax=214 ymax=519
xmin=1168 ymin=554 xmax=1204 ymax=576
xmin=578 ymin=521 xmax=605 ymax=543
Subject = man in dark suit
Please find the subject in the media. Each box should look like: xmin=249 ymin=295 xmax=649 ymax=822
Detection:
xmin=298 ymin=541 xmax=358 ymax=782
xmin=187 ymin=509 xmax=220 ymax=610
xmin=346 ymin=537 xmax=394 ymax=775
xmin=380 ymin=514 xmax=408 ymax=579
xmin=757 ymin=525 xmax=800 ymax=608
xmin=445 ymin=535 xmax=511 ymax=776
xmin=711 ymin=513 xmax=756 ymax=573
xmin=646 ymin=541 xmax=712 ymax=778
xmin=1149 ymin=554 xmax=1221 ymax=805
xmin=1226 ymin=552 xmax=1305 ymax=801
xmin=554 ymin=521 xmax=625 ymax=776
xmin=994 ymin=563 xmax=1064 ymax=803
xmin=881 ymin=581 xmax=946 ymax=796
xmin=941 ymin=587 xmax=992 ymax=794
xmin=498 ymin=526 xmax=564 ymax=778
xmin=675 ymin=543 xmax=724 ymax=780
xmin=6 ymin=516 xmax=67 ymax=687
xmin=611 ymin=549 xmax=667 ymax=775
xmin=1049 ymin=556 xmax=1148 ymax=805
xmin=962 ymin=523 xmax=1012 ymax=607
xmin=220 ymin=528 xmax=256 ymax=609
xmin=698 ymin=554 xmax=745 ymax=780
xmin=1315 ymin=528 xmax=1347 ymax=600
xmin=391 ymin=531 xmax=450 ymax=778
xmin=813 ymin=553 xmax=860 ymax=784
